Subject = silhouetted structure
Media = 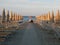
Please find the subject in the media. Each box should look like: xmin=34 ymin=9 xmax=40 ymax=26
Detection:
xmin=55 ymin=10 xmax=60 ymax=24
xmin=13 ymin=13 xmax=15 ymax=21
xmin=2 ymin=9 xmax=6 ymax=23
xmin=51 ymin=11 xmax=54 ymax=23
xmin=6 ymin=10 xmax=9 ymax=22
xmin=10 ymin=11 xmax=13 ymax=21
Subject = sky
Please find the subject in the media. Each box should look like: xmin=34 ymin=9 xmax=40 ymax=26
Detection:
xmin=0 ymin=0 xmax=60 ymax=16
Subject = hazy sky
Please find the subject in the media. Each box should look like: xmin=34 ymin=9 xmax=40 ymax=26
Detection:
xmin=0 ymin=0 xmax=60 ymax=16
